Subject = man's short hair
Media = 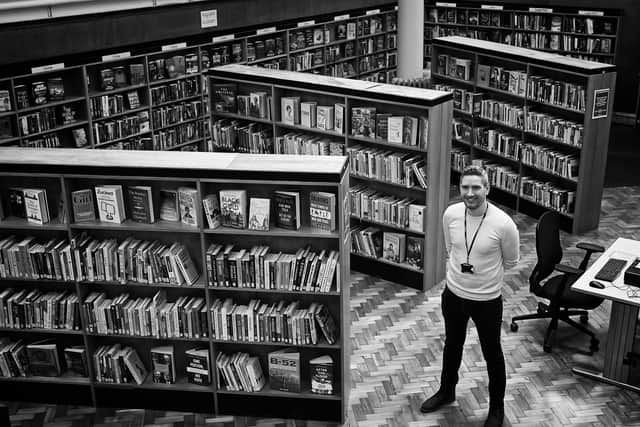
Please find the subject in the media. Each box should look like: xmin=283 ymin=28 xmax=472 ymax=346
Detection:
xmin=461 ymin=165 xmax=489 ymax=188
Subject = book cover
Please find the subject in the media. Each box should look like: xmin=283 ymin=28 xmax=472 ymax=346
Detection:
xmin=419 ymin=116 xmax=430 ymax=150
xmin=375 ymin=113 xmax=391 ymax=140
xmin=23 ymin=188 xmax=50 ymax=225
xmin=351 ymin=107 xmax=376 ymax=137
xmin=186 ymin=347 xmax=210 ymax=386
xmin=213 ymin=84 xmax=237 ymax=113
xmin=248 ymin=197 xmax=270 ymax=231
xmin=122 ymin=347 xmax=148 ymax=385
xmin=95 ymin=185 xmax=126 ymax=223
xmin=334 ymin=103 xmax=345 ymax=134
xmin=129 ymin=63 xmax=145 ymax=85
xmin=26 ymin=340 xmax=61 ymax=377
xmin=382 ymin=232 xmax=406 ymax=263
xmin=219 ymin=189 xmax=247 ymax=229
xmin=8 ymin=187 xmax=26 ymax=218
xmin=268 ymin=348 xmax=301 ymax=393
xmin=159 ymin=189 xmax=179 ymax=222
xmin=477 ymin=64 xmax=491 ymax=87
xmin=274 ymin=190 xmax=300 ymax=230
xmin=202 ymin=194 xmax=221 ymax=229
xmin=387 ymin=116 xmax=404 ymax=143
xmin=72 ymin=128 xmax=88 ymax=148
xmin=300 ymin=102 xmax=317 ymax=128
xmin=406 ymin=236 xmax=424 ymax=269
xmin=0 ymin=90 xmax=11 ymax=112
xmin=249 ymin=91 xmax=268 ymax=119
xmin=403 ymin=116 xmax=419 ymax=146
xmin=178 ymin=187 xmax=199 ymax=227
xmin=316 ymin=106 xmax=334 ymax=131
xmin=151 ymin=345 xmax=175 ymax=384
xmin=281 ymin=97 xmax=300 ymax=125
xmin=64 ymin=346 xmax=88 ymax=377
xmin=310 ymin=355 xmax=334 ymax=395
xmin=313 ymin=304 xmax=337 ymax=344
xmin=99 ymin=68 xmax=115 ymax=91
xmin=127 ymin=186 xmax=155 ymax=224
xmin=408 ymin=204 xmax=425 ymax=232
xmin=309 ymin=191 xmax=336 ymax=232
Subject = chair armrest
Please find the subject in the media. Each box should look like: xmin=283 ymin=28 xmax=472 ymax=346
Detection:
xmin=577 ymin=242 xmax=605 ymax=253
xmin=554 ymin=263 xmax=584 ymax=276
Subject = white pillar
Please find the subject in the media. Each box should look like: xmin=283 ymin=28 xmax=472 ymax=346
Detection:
xmin=397 ymin=0 xmax=424 ymax=79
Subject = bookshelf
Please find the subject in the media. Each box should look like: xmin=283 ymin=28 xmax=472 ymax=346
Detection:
xmin=432 ymin=36 xmax=616 ymax=233
xmin=208 ymin=64 xmax=453 ymax=291
xmin=0 ymin=148 xmax=351 ymax=423
xmin=424 ymin=2 xmax=621 ymax=69
xmin=0 ymin=5 xmax=398 ymax=152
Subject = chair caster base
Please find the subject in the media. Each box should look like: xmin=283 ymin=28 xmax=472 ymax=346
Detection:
xmin=510 ymin=322 xmax=518 ymax=332
xmin=580 ymin=314 xmax=589 ymax=324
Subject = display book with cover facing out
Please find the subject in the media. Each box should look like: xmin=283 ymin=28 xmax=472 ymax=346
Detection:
xmin=7 ymin=187 xmax=50 ymax=224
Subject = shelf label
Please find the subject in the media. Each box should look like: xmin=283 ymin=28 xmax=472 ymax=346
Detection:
xmin=481 ymin=4 xmax=503 ymax=10
xmin=297 ymin=20 xmax=315 ymax=27
xmin=200 ymin=9 xmax=218 ymax=28
xmin=592 ymin=88 xmax=610 ymax=119
xmin=529 ymin=7 xmax=553 ymax=13
xmin=435 ymin=2 xmax=456 ymax=7
xmin=256 ymin=26 xmax=277 ymax=35
xmin=161 ymin=42 xmax=187 ymax=51
xmin=212 ymin=34 xmax=235 ymax=43
xmin=366 ymin=9 xmax=381 ymax=15
xmin=334 ymin=14 xmax=350 ymax=21
xmin=31 ymin=63 xmax=65 ymax=74
xmin=101 ymin=52 xmax=131 ymax=62
xmin=579 ymin=10 xmax=605 ymax=16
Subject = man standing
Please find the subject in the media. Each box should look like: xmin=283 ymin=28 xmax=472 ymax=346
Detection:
xmin=421 ymin=165 xmax=520 ymax=427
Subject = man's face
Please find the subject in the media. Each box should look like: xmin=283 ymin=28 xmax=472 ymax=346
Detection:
xmin=460 ymin=175 xmax=488 ymax=211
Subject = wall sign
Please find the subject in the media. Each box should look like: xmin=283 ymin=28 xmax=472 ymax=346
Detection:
xmin=592 ymin=88 xmax=610 ymax=119
xmin=200 ymin=9 xmax=218 ymax=28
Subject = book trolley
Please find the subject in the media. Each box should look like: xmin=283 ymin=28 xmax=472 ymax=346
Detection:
xmin=0 ymin=148 xmax=351 ymax=422
xmin=433 ymin=36 xmax=616 ymax=233
xmin=208 ymin=64 xmax=453 ymax=291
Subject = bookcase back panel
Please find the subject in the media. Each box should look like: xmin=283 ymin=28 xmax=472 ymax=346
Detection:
xmin=217 ymin=394 xmax=341 ymax=421
xmin=0 ymin=382 xmax=93 ymax=406
xmin=94 ymin=386 xmax=214 ymax=412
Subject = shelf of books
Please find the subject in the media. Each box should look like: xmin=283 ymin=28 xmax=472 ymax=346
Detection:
xmin=0 ymin=148 xmax=351 ymax=422
xmin=432 ymin=36 xmax=616 ymax=233
xmin=424 ymin=1 xmax=621 ymax=69
xmin=207 ymin=64 xmax=453 ymax=291
xmin=0 ymin=4 xmax=398 ymax=152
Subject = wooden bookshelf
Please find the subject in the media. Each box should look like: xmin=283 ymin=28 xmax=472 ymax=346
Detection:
xmin=0 ymin=148 xmax=351 ymax=423
xmin=424 ymin=1 xmax=621 ymax=69
xmin=433 ymin=36 xmax=616 ymax=233
xmin=207 ymin=64 xmax=452 ymax=292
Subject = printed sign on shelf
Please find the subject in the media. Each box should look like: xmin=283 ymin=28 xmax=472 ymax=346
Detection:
xmin=101 ymin=52 xmax=131 ymax=62
xmin=31 ymin=63 xmax=65 ymax=74
xmin=592 ymin=88 xmax=610 ymax=119
xmin=162 ymin=42 xmax=187 ymax=52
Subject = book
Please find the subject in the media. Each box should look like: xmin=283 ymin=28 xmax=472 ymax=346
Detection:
xmin=274 ymin=190 xmax=300 ymax=230
xmin=23 ymin=188 xmax=50 ymax=225
xmin=334 ymin=103 xmax=345 ymax=134
xmin=26 ymin=339 xmax=61 ymax=377
xmin=387 ymin=116 xmax=404 ymax=143
xmin=406 ymin=236 xmax=424 ymax=269
xmin=202 ymin=194 xmax=221 ymax=229
xmin=316 ymin=106 xmax=334 ymax=131
xmin=248 ymin=197 xmax=270 ymax=231
xmin=8 ymin=188 xmax=26 ymax=218
xmin=408 ymin=204 xmax=425 ymax=232
xmin=213 ymin=84 xmax=237 ymax=113
xmin=127 ymin=186 xmax=155 ymax=224
xmin=64 ymin=346 xmax=88 ymax=377
xmin=122 ymin=347 xmax=148 ymax=385
xmin=219 ymin=189 xmax=247 ymax=229
xmin=403 ymin=116 xmax=419 ymax=146
xmin=310 ymin=355 xmax=333 ymax=395
xmin=151 ymin=345 xmax=175 ymax=384
xmin=159 ymin=189 xmax=179 ymax=222
xmin=382 ymin=232 xmax=406 ymax=263
xmin=129 ymin=63 xmax=145 ymax=85
xmin=95 ymin=185 xmax=126 ymax=223
xmin=0 ymin=90 xmax=11 ymax=112
xmin=186 ymin=347 xmax=210 ymax=386
xmin=281 ymin=97 xmax=300 ymax=125
xmin=477 ymin=64 xmax=491 ymax=86
xmin=268 ymin=348 xmax=301 ymax=393
xmin=171 ymin=243 xmax=200 ymax=285
xmin=178 ymin=187 xmax=199 ymax=227
xmin=300 ymin=102 xmax=317 ymax=128
xmin=309 ymin=191 xmax=336 ymax=232
xmin=72 ymin=128 xmax=88 ymax=148
xmin=99 ymin=68 xmax=115 ymax=91
xmin=313 ymin=304 xmax=337 ymax=344
xmin=127 ymin=91 xmax=140 ymax=109
xmin=351 ymin=107 xmax=376 ymax=137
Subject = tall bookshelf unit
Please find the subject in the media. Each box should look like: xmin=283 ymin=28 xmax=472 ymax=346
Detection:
xmin=0 ymin=148 xmax=351 ymax=423
xmin=424 ymin=2 xmax=621 ymax=69
xmin=208 ymin=64 xmax=452 ymax=291
xmin=0 ymin=5 xmax=399 ymax=151
xmin=433 ymin=36 xmax=616 ymax=233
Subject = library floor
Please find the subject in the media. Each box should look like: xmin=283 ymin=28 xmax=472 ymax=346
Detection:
xmin=5 ymin=184 xmax=640 ymax=427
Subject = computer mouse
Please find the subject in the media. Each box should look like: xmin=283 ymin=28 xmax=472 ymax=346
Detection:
xmin=589 ymin=280 xmax=605 ymax=289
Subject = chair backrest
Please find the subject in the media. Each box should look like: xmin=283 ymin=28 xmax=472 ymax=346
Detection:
xmin=530 ymin=211 xmax=563 ymax=290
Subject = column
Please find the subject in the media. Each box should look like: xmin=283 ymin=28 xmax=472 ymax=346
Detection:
xmin=397 ymin=0 xmax=424 ymax=79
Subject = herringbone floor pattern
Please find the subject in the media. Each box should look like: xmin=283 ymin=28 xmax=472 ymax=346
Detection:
xmin=6 ymin=187 xmax=640 ymax=427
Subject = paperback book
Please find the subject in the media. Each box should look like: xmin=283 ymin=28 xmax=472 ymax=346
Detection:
xmin=95 ymin=185 xmax=126 ymax=223
xmin=159 ymin=189 xmax=179 ymax=222
xmin=309 ymin=191 xmax=336 ymax=232
xmin=248 ymin=197 xmax=270 ymax=231
xmin=274 ymin=190 xmax=300 ymax=230
xmin=178 ymin=187 xmax=199 ymax=227
xmin=220 ymin=189 xmax=247 ymax=229
xmin=310 ymin=355 xmax=334 ymax=395
xmin=268 ymin=348 xmax=301 ymax=393
xmin=151 ymin=345 xmax=175 ymax=384
xmin=127 ymin=186 xmax=155 ymax=223
xmin=202 ymin=194 xmax=221 ymax=229
xmin=186 ymin=347 xmax=210 ymax=386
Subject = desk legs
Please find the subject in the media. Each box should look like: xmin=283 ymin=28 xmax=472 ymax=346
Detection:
xmin=573 ymin=301 xmax=639 ymax=390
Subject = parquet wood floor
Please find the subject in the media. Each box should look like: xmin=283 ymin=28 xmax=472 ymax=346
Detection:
xmin=6 ymin=186 xmax=640 ymax=426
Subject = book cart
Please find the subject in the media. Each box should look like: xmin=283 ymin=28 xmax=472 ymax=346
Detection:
xmin=433 ymin=36 xmax=616 ymax=233
xmin=423 ymin=1 xmax=621 ymax=69
xmin=0 ymin=148 xmax=351 ymax=423
xmin=208 ymin=64 xmax=453 ymax=291
xmin=0 ymin=4 xmax=399 ymax=152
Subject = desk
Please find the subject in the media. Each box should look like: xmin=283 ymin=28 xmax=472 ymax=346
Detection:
xmin=572 ymin=237 xmax=640 ymax=392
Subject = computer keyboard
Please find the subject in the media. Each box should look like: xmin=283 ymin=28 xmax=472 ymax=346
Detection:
xmin=594 ymin=258 xmax=628 ymax=282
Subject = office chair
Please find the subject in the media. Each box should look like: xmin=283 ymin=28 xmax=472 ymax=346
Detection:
xmin=510 ymin=211 xmax=605 ymax=353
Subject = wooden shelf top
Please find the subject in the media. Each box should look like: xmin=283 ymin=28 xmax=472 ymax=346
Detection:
xmin=434 ymin=36 xmax=616 ymax=73
xmin=209 ymin=64 xmax=451 ymax=106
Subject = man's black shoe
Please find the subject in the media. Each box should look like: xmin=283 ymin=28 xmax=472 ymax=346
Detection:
xmin=484 ymin=406 xmax=504 ymax=427
xmin=420 ymin=390 xmax=455 ymax=413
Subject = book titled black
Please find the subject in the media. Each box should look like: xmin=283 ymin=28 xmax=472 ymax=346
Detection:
xmin=310 ymin=355 xmax=334 ymax=395
xmin=274 ymin=191 xmax=300 ymax=230
xmin=213 ymin=84 xmax=238 ymax=113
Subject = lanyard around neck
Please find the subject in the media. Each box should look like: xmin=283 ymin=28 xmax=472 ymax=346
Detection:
xmin=464 ymin=203 xmax=489 ymax=263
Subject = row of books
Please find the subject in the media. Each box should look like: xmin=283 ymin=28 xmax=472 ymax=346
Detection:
xmin=280 ymin=97 xmax=344 ymax=132
xmin=92 ymin=111 xmax=150 ymax=144
xmin=90 ymin=91 xmax=142 ymax=119
xmin=99 ymin=137 xmax=152 ymax=151
xmin=520 ymin=176 xmax=575 ymax=214
xmin=0 ymin=289 xmax=81 ymax=331
xmin=352 ymin=107 xmax=429 ymax=149
xmin=564 ymin=17 xmax=615 ymax=35
xmin=14 ymin=78 xmax=65 ymax=110
xmin=479 ymin=99 xmax=525 ymax=129
xmin=347 ymin=145 xmax=427 ymax=189
xmin=152 ymin=121 xmax=204 ymax=150
xmin=151 ymin=100 xmax=203 ymax=129
xmin=19 ymin=134 xmax=63 ymax=148
xmin=327 ymin=62 xmax=358 ymax=78
xmin=147 ymin=55 xmax=199 ymax=81
xmin=513 ymin=14 xmax=562 ymax=32
xmin=350 ymin=185 xmax=425 ymax=233
xmin=427 ymin=26 xmax=508 ymax=45
xmin=513 ymin=32 xmax=562 ymax=51
xmin=289 ymin=27 xmax=328 ymax=52
xmin=326 ymin=42 xmax=356 ymax=62
xmin=430 ymin=8 xmax=506 ymax=27
xmin=83 ymin=291 xmax=207 ymax=339
xmin=521 ymin=143 xmax=579 ymax=179
xmin=435 ymin=54 xmax=473 ymax=82
xmin=150 ymin=78 xmax=200 ymax=106
xmin=246 ymin=37 xmax=286 ymax=62
xmin=0 ymin=338 xmax=86 ymax=378
xmin=358 ymin=35 xmax=387 ymax=55
xmin=474 ymin=127 xmax=522 ymax=161
xmin=527 ymin=76 xmax=586 ymax=112
xmin=359 ymin=52 xmax=394 ymax=74
xmin=351 ymin=226 xmax=423 ymax=269
xmin=4 ymin=187 xmax=52 ymax=225
xmin=477 ymin=65 xmax=527 ymax=97
xmin=435 ymin=84 xmax=481 ymax=115
xmin=480 ymin=161 xmax=520 ymax=194
xmin=96 ymin=63 xmax=146 ymax=91
xmin=210 ymin=120 xmax=273 ymax=153
xmin=273 ymin=132 xmax=344 ymax=156
xmin=452 ymin=118 xmax=472 ymax=142
xmin=201 ymin=43 xmax=244 ymax=68
xmin=205 ymin=244 xmax=339 ymax=293
xmin=525 ymin=111 xmax=584 ymax=147
xmin=451 ymin=147 xmax=471 ymax=172
xmin=18 ymin=108 xmax=60 ymax=136
xmin=560 ymin=36 xmax=613 ymax=54
xmin=290 ymin=49 xmax=324 ymax=71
